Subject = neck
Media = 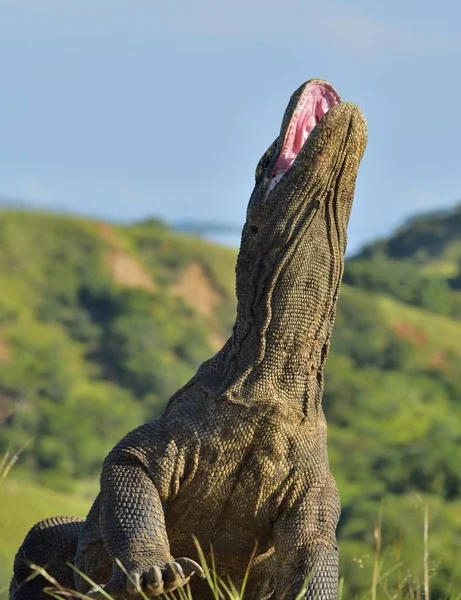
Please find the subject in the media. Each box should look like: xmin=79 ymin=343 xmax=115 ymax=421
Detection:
xmin=194 ymin=203 xmax=347 ymax=420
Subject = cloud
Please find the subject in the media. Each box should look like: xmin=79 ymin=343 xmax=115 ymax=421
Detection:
xmin=2 ymin=0 xmax=460 ymax=59
xmin=148 ymin=0 xmax=461 ymax=59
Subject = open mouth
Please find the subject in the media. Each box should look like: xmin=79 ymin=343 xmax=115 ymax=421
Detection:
xmin=268 ymin=81 xmax=341 ymax=191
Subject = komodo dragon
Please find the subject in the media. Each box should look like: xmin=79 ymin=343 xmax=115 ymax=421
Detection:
xmin=11 ymin=78 xmax=367 ymax=600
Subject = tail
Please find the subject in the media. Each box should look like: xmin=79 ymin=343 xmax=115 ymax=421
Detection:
xmin=10 ymin=516 xmax=84 ymax=600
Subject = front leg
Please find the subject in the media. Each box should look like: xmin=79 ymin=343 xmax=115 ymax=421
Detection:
xmin=80 ymin=421 xmax=204 ymax=598
xmin=273 ymin=474 xmax=341 ymax=600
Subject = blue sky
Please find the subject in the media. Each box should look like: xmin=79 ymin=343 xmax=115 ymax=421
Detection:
xmin=1 ymin=0 xmax=461 ymax=252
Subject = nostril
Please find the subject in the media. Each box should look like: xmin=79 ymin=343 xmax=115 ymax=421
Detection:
xmin=250 ymin=225 xmax=259 ymax=235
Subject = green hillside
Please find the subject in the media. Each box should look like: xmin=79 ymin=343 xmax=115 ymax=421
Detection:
xmin=1 ymin=206 xmax=461 ymax=598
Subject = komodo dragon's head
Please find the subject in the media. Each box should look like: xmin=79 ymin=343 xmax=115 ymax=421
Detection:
xmin=197 ymin=80 xmax=367 ymax=406
xmin=237 ymin=78 xmax=367 ymax=297
xmin=234 ymin=80 xmax=368 ymax=341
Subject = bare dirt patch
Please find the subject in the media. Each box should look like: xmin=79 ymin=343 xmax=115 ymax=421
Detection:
xmin=108 ymin=251 xmax=156 ymax=292
xmin=97 ymin=222 xmax=124 ymax=248
xmin=96 ymin=222 xmax=156 ymax=292
xmin=173 ymin=261 xmax=222 ymax=320
xmin=173 ymin=262 xmax=227 ymax=351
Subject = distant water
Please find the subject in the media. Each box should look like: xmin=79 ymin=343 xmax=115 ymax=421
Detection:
xmin=202 ymin=231 xmax=241 ymax=249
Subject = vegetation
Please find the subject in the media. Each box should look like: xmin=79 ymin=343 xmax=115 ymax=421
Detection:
xmin=2 ymin=205 xmax=461 ymax=597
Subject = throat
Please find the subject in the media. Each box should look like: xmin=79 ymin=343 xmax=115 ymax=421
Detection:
xmin=194 ymin=252 xmax=340 ymax=420
xmin=194 ymin=313 xmax=330 ymax=420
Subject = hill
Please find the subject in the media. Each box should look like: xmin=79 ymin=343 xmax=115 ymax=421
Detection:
xmin=1 ymin=206 xmax=461 ymax=597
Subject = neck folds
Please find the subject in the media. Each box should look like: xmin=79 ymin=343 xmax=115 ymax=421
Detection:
xmin=195 ymin=213 xmax=344 ymax=419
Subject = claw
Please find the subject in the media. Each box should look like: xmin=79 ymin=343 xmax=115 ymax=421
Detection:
xmin=127 ymin=571 xmax=141 ymax=595
xmin=172 ymin=561 xmax=185 ymax=579
xmin=87 ymin=577 xmax=125 ymax=599
xmin=86 ymin=586 xmax=106 ymax=599
xmin=85 ymin=556 xmax=204 ymax=598
xmin=163 ymin=562 xmax=184 ymax=590
xmin=146 ymin=566 xmax=164 ymax=594
xmin=176 ymin=557 xmax=206 ymax=579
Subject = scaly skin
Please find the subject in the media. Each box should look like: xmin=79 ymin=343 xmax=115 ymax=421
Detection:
xmin=9 ymin=517 xmax=84 ymax=599
xmin=11 ymin=79 xmax=367 ymax=600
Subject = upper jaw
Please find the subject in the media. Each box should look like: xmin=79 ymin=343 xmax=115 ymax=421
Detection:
xmin=267 ymin=80 xmax=342 ymax=192
xmin=247 ymin=78 xmax=367 ymax=225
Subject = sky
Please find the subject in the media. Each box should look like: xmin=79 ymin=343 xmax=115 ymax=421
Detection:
xmin=1 ymin=0 xmax=461 ymax=252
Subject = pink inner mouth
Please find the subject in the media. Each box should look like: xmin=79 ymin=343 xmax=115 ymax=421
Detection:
xmin=269 ymin=82 xmax=341 ymax=191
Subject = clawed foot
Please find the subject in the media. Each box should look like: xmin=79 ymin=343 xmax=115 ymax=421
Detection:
xmin=86 ymin=557 xmax=205 ymax=598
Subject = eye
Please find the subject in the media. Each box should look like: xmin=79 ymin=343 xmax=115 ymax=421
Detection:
xmin=261 ymin=156 xmax=271 ymax=170
xmin=255 ymin=139 xmax=278 ymax=182
xmin=255 ymin=155 xmax=270 ymax=182
xmin=250 ymin=225 xmax=259 ymax=235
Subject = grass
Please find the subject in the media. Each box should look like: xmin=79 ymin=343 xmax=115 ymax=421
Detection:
xmin=367 ymin=507 xmax=430 ymax=600
xmin=0 ymin=446 xmax=456 ymax=600
xmin=20 ymin=541 xmax=312 ymax=600
xmin=2 ymin=483 xmax=452 ymax=600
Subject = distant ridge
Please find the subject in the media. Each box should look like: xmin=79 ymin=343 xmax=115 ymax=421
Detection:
xmin=174 ymin=220 xmax=242 ymax=236
xmin=0 ymin=196 xmax=70 ymax=215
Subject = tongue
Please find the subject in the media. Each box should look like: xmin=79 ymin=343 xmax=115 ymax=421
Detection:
xmin=269 ymin=83 xmax=340 ymax=191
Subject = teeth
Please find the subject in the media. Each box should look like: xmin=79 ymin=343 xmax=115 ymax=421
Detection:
xmin=268 ymin=173 xmax=283 ymax=192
